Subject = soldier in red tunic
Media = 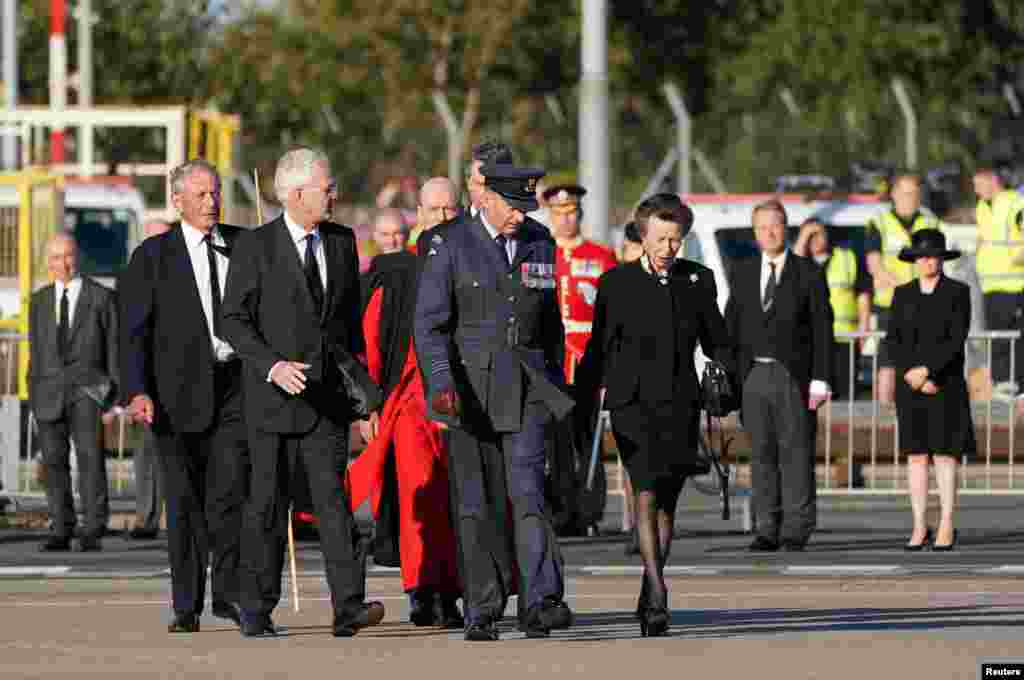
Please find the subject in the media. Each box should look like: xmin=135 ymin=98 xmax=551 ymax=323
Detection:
xmin=546 ymin=183 xmax=619 ymax=383
xmin=544 ymin=183 xmax=619 ymax=536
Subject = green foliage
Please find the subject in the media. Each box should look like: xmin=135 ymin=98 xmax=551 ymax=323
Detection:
xmin=9 ymin=0 xmax=1024 ymax=206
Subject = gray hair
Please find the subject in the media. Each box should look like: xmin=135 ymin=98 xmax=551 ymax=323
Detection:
xmin=169 ymin=159 xmax=220 ymax=195
xmin=274 ymin=147 xmax=330 ymax=202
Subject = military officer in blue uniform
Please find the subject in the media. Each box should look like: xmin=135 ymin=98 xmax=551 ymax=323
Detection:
xmin=414 ymin=162 xmax=575 ymax=641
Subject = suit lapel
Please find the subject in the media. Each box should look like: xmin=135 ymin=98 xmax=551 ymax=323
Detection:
xmin=511 ymin=234 xmax=539 ymax=270
xmin=320 ymin=227 xmax=339 ymax=323
xmin=273 ymin=217 xmax=318 ymax=319
xmin=468 ymin=215 xmax=508 ymax=278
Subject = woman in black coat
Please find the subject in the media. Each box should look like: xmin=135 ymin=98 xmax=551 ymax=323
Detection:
xmin=576 ymin=194 xmax=733 ymax=636
xmin=886 ymin=229 xmax=974 ymax=551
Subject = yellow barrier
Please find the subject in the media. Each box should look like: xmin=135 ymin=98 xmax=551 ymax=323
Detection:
xmin=0 ymin=170 xmax=63 ymax=399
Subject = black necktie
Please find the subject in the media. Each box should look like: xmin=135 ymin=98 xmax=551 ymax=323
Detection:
xmin=304 ymin=233 xmax=324 ymax=317
xmin=495 ymin=234 xmax=509 ymax=265
xmin=763 ymin=262 xmax=777 ymax=312
xmin=205 ymin=234 xmax=222 ymax=338
xmin=57 ymin=288 xmax=69 ymax=360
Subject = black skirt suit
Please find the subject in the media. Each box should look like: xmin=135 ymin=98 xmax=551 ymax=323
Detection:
xmin=575 ymin=259 xmax=733 ymax=491
xmin=887 ymin=275 xmax=976 ymax=457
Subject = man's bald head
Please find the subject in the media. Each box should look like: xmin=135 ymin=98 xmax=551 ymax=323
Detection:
xmin=373 ymin=208 xmax=409 ymax=254
xmin=417 ymin=177 xmax=459 ymax=231
xmin=144 ymin=220 xmax=171 ymax=239
xmin=46 ymin=231 xmax=79 ymax=283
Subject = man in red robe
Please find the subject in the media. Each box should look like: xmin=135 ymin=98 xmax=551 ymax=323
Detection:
xmin=347 ymin=249 xmax=463 ymax=628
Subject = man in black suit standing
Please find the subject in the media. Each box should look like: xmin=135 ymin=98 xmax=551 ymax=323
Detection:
xmin=30 ymin=232 xmax=118 ymax=553
xmin=120 ymin=159 xmax=249 ymax=633
xmin=221 ymin=147 xmax=385 ymax=638
xmin=724 ymin=200 xmax=833 ymax=552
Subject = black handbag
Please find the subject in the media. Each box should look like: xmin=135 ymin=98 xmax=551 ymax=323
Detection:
xmin=701 ymin=359 xmax=738 ymax=417
xmin=699 ymin=360 xmax=737 ymax=520
xmin=336 ymin=353 xmax=384 ymax=420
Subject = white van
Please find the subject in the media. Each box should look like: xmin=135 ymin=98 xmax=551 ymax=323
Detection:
xmin=0 ymin=180 xmax=146 ymax=318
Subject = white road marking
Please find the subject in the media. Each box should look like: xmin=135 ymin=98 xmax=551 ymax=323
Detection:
xmin=783 ymin=565 xmax=903 ymax=575
xmin=0 ymin=566 xmax=71 ymax=577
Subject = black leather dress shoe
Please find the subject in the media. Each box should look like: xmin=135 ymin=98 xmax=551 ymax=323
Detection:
xmin=780 ymin=539 xmax=806 ymax=552
xmin=520 ymin=599 xmax=574 ymax=638
xmin=168 ymin=613 xmax=200 ymax=633
xmin=409 ymin=590 xmax=437 ymax=627
xmin=212 ymin=601 xmax=242 ymax=627
xmin=748 ymin=536 xmax=779 ymax=552
xmin=333 ymin=601 xmax=386 ymax=637
xmin=239 ymin=612 xmax=278 ymax=637
xmin=434 ymin=595 xmax=465 ymax=629
xmin=39 ymin=536 xmax=71 ymax=552
xmin=77 ymin=534 xmax=102 ymax=552
xmin=464 ymin=621 xmax=499 ymax=641
xmin=128 ymin=527 xmax=159 ymax=541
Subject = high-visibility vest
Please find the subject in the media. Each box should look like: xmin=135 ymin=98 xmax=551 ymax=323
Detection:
xmin=868 ymin=210 xmax=942 ymax=309
xmin=976 ymin=189 xmax=1024 ymax=294
xmin=826 ymin=247 xmax=859 ymax=337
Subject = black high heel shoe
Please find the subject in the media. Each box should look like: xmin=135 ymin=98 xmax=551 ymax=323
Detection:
xmin=904 ymin=528 xmax=933 ymax=552
xmin=931 ymin=529 xmax=958 ymax=552
xmin=640 ymin=607 xmax=670 ymax=637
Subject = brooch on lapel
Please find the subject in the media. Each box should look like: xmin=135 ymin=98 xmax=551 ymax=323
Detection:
xmin=690 ymin=273 xmax=698 ymax=283
xmin=428 ymin=248 xmax=438 ymax=256
xmin=432 ymin=234 xmax=443 ymax=244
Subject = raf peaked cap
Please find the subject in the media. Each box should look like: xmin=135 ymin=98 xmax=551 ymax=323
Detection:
xmin=482 ymin=163 xmax=545 ymax=213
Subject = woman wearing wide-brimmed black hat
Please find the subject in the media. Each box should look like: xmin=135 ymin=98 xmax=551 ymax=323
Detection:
xmin=885 ymin=229 xmax=975 ymax=551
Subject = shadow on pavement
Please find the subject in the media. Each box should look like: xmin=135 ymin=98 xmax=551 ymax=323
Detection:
xmin=550 ymin=606 xmax=1024 ymax=640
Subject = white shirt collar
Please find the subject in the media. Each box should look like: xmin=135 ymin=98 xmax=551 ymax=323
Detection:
xmin=55 ymin=276 xmax=81 ymax=294
xmin=284 ymin=211 xmax=318 ymax=243
xmin=181 ymin=220 xmax=222 ymax=249
xmin=763 ymin=249 xmax=788 ymax=269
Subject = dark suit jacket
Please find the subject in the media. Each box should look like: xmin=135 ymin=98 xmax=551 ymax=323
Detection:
xmin=576 ymin=258 xmax=731 ymax=411
xmin=887 ymin=275 xmax=971 ymax=388
xmin=29 ymin=277 xmax=118 ymax=422
xmin=221 ymin=216 xmax=364 ymax=434
xmin=119 ymin=222 xmax=244 ymax=434
xmin=724 ymin=252 xmax=833 ymax=398
xmin=414 ymin=213 xmax=572 ymax=432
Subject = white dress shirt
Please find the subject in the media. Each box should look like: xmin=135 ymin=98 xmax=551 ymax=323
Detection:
xmin=480 ymin=210 xmax=517 ymax=264
xmin=54 ymin=277 xmax=82 ymax=329
xmin=757 ymin=250 xmax=830 ymax=398
xmin=284 ymin=211 xmax=327 ymax=288
xmin=181 ymin=221 xmax=235 ymax=362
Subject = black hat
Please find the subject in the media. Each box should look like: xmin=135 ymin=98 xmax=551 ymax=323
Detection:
xmin=481 ymin=163 xmax=545 ymax=213
xmin=897 ymin=228 xmax=961 ymax=262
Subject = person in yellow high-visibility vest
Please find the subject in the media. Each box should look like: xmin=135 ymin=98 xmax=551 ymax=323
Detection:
xmin=973 ymin=167 xmax=1024 ymax=394
xmin=794 ymin=219 xmax=872 ymax=400
xmin=864 ymin=174 xmax=945 ymax=404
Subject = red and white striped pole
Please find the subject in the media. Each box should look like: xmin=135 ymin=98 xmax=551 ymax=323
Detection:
xmin=48 ymin=0 xmax=67 ymax=165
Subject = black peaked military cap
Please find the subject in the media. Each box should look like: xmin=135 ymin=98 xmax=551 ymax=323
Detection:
xmin=481 ymin=163 xmax=545 ymax=213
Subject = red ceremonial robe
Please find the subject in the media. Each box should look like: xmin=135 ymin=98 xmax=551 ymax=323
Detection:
xmin=346 ymin=288 xmax=460 ymax=594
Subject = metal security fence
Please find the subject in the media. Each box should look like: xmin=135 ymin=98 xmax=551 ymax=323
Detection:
xmin=821 ymin=330 xmax=1023 ymax=495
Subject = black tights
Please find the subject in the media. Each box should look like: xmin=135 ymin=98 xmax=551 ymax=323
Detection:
xmin=635 ymin=476 xmax=686 ymax=611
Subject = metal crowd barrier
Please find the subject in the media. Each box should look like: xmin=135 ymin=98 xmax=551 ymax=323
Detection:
xmin=821 ymin=329 xmax=1023 ymax=495
xmin=0 ymin=332 xmax=134 ymax=506
xmin=594 ymin=329 xmax=1024 ymax=533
